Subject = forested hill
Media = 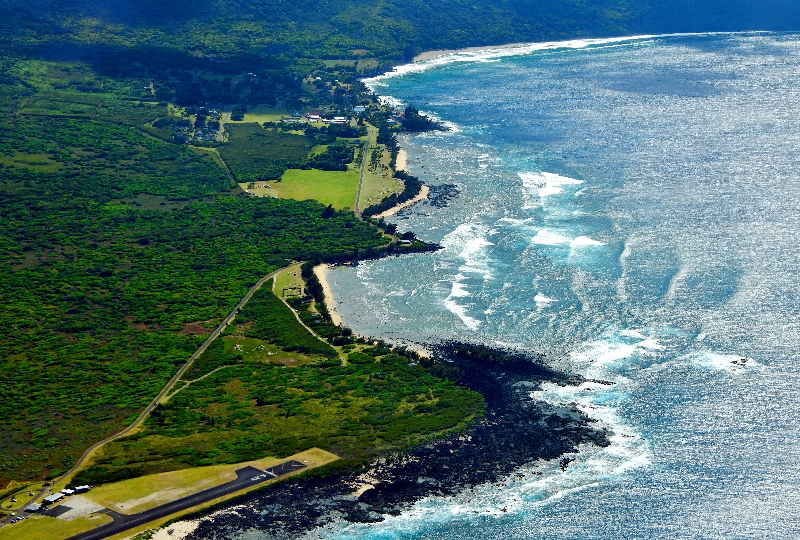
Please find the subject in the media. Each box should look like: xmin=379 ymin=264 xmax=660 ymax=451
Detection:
xmin=3 ymin=0 xmax=799 ymax=65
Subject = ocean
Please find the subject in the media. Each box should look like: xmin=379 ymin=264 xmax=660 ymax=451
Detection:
xmin=320 ymin=32 xmax=800 ymax=538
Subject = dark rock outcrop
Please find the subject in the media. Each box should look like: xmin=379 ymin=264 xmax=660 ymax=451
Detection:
xmin=186 ymin=343 xmax=610 ymax=539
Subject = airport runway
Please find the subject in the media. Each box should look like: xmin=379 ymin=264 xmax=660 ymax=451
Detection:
xmin=67 ymin=460 xmax=306 ymax=540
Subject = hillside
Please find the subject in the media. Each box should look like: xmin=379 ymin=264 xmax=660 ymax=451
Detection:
xmin=3 ymin=0 xmax=798 ymax=67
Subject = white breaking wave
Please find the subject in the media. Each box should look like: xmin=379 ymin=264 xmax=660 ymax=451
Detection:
xmin=362 ymin=35 xmax=659 ymax=92
xmin=572 ymin=235 xmax=606 ymax=247
xmin=532 ymin=229 xmax=571 ymax=245
xmin=444 ymin=276 xmax=482 ymax=331
xmin=520 ymin=172 xmax=584 ymax=208
xmin=440 ymin=224 xmax=495 ymax=330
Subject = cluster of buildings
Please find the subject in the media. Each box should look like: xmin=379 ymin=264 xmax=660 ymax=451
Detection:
xmin=25 ymin=485 xmax=91 ymax=513
xmin=304 ymin=113 xmax=351 ymax=124
xmin=192 ymin=128 xmax=219 ymax=143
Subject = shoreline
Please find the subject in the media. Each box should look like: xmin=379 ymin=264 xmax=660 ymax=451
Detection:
xmin=395 ymin=147 xmax=408 ymax=172
xmin=374 ymin=185 xmax=430 ymax=218
xmin=312 ymin=264 xmax=343 ymax=326
xmin=413 ymin=41 xmax=534 ymax=63
xmin=183 ymin=345 xmax=609 ymax=539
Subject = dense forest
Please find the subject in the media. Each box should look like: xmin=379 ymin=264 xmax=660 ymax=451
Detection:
xmin=2 ymin=0 xmax=799 ymax=500
xmin=2 ymin=0 xmax=799 ymax=67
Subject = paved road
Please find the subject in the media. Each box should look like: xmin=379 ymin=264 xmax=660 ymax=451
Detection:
xmin=28 ymin=270 xmax=282 ymax=508
xmin=355 ymin=133 xmax=371 ymax=215
xmin=67 ymin=461 xmax=306 ymax=540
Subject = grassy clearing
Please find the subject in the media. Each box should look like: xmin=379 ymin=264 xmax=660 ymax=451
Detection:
xmin=360 ymin=149 xmax=403 ymax=209
xmin=0 ymin=152 xmax=63 ymax=172
xmin=0 ymin=513 xmax=113 ymax=540
xmin=1 ymin=483 xmax=43 ymax=510
xmin=219 ymin=336 xmax=317 ymax=367
xmin=274 ymin=263 xmax=305 ymax=300
xmin=228 ymin=106 xmax=291 ymax=124
xmin=83 ymin=447 xmax=335 ymax=515
xmin=356 ymin=126 xmax=402 ymax=208
xmin=266 ymin=167 xmax=360 ymax=210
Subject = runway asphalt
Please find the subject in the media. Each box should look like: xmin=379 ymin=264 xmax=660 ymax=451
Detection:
xmin=66 ymin=460 xmax=306 ymax=540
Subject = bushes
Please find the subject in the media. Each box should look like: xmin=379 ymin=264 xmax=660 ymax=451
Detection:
xmin=238 ymin=281 xmax=337 ymax=358
xmin=362 ymin=170 xmax=423 ymax=216
xmin=218 ymin=123 xmax=314 ymax=181
xmin=0 ymin=110 xmax=385 ymax=484
xmin=303 ymin=143 xmax=354 ymax=171
xmin=77 ymin=335 xmax=485 ymax=481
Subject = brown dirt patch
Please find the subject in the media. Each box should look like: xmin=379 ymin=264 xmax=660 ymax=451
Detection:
xmin=177 ymin=322 xmax=213 ymax=335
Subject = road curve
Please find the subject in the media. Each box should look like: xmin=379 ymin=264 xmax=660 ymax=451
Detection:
xmin=30 ymin=269 xmax=283 ymax=505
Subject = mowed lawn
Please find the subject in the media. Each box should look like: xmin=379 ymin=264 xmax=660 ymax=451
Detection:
xmin=270 ymin=167 xmax=361 ymax=210
xmin=82 ymin=448 xmax=337 ymax=515
xmin=0 ymin=514 xmax=113 ymax=540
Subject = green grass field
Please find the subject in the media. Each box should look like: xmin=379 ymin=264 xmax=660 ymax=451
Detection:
xmin=228 ymin=106 xmax=291 ymax=124
xmin=82 ymin=448 xmax=336 ymax=515
xmin=259 ymin=167 xmax=361 ymax=210
xmin=360 ymin=142 xmax=403 ymax=209
xmin=274 ymin=263 xmax=305 ymax=300
xmin=0 ymin=514 xmax=113 ymax=540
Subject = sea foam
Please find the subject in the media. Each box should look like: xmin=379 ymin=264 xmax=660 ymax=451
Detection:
xmin=362 ymin=35 xmax=658 ymax=92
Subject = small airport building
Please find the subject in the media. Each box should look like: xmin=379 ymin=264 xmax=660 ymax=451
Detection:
xmin=42 ymin=493 xmax=63 ymax=506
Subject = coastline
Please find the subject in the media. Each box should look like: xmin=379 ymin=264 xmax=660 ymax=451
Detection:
xmin=395 ymin=147 xmax=408 ymax=172
xmin=178 ymin=43 xmax=615 ymax=540
xmin=184 ymin=345 xmax=609 ymax=539
xmin=413 ymin=41 xmax=534 ymax=62
xmin=374 ymin=184 xmax=430 ymax=218
xmin=313 ymin=264 xmax=343 ymax=326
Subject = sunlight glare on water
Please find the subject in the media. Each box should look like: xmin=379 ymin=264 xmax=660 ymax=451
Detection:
xmin=318 ymin=33 xmax=800 ymax=539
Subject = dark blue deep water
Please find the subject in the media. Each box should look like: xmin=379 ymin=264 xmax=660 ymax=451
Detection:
xmin=318 ymin=33 xmax=800 ymax=538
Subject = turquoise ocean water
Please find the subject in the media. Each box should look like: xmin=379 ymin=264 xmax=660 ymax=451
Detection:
xmin=320 ymin=33 xmax=800 ymax=539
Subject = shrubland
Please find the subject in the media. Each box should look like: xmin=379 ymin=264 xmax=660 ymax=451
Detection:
xmin=72 ymin=283 xmax=483 ymax=485
xmin=0 ymin=55 xmax=390 ymax=486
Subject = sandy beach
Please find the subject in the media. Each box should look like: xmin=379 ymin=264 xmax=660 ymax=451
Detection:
xmin=413 ymin=42 xmax=533 ymax=63
xmin=313 ymin=264 xmax=343 ymax=326
xmin=395 ymin=147 xmax=408 ymax=172
xmin=374 ymin=185 xmax=430 ymax=219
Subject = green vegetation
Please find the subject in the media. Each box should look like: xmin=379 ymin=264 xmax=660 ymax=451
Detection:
xmin=230 ymin=280 xmax=337 ymax=359
xmin=219 ymin=123 xmax=315 ymax=181
xmin=303 ymin=143 xmax=355 ymax=171
xmin=269 ymin=168 xmax=361 ymax=211
xmin=73 ymin=284 xmax=483 ymax=484
xmin=363 ymin=170 xmax=424 ymax=216
xmin=0 ymin=514 xmax=113 ymax=540
xmin=0 ymin=54 xmax=390 ymax=487
xmin=2 ymin=0 xmax=790 ymax=71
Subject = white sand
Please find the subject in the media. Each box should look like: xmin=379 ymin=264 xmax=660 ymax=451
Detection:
xmin=313 ymin=264 xmax=343 ymax=326
xmin=413 ymin=42 xmax=532 ymax=63
xmin=374 ymin=185 xmax=430 ymax=219
xmin=395 ymin=148 xmax=408 ymax=172
xmin=148 ymin=520 xmax=201 ymax=540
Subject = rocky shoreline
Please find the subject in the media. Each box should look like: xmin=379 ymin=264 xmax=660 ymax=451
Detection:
xmin=184 ymin=343 xmax=611 ymax=540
